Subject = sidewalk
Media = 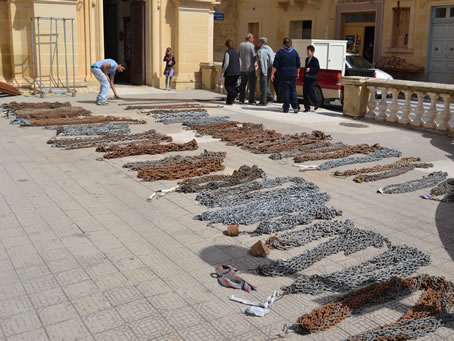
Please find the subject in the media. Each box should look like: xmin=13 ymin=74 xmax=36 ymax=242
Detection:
xmin=0 ymin=88 xmax=453 ymax=340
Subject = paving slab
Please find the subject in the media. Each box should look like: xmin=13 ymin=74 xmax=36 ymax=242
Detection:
xmin=0 ymin=87 xmax=453 ymax=340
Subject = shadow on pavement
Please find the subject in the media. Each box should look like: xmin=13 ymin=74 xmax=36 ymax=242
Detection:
xmin=436 ymin=200 xmax=454 ymax=262
xmin=199 ymin=244 xmax=270 ymax=274
xmin=422 ymin=132 xmax=454 ymax=161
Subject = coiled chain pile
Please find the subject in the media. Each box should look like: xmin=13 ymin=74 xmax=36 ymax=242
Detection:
xmin=123 ymin=151 xmax=226 ymax=181
xmin=257 ymin=221 xmax=392 ymax=276
xmin=48 ymin=130 xmax=168 ymax=149
xmin=282 ymin=245 xmax=431 ymax=295
xmin=333 ymin=157 xmax=421 ymax=177
xmin=54 ymin=123 xmax=131 ymax=137
xmin=379 ymin=171 xmax=448 ymax=194
xmin=296 ymin=275 xmax=454 ymax=340
xmin=177 ymin=165 xmax=265 ymax=193
xmin=98 ymin=139 xmax=198 ymax=159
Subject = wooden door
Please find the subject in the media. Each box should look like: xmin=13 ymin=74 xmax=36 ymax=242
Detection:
xmin=130 ymin=1 xmax=146 ymax=85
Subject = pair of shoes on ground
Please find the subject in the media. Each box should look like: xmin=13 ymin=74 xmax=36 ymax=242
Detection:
xmin=283 ymin=108 xmax=299 ymax=114
xmin=96 ymin=101 xmax=108 ymax=106
xmin=164 ymin=88 xmax=172 ymax=91
xmin=257 ymin=102 xmax=267 ymax=106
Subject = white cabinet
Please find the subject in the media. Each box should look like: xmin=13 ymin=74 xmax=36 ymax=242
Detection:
xmin=293 ymin=39 xmax=347 ymax=75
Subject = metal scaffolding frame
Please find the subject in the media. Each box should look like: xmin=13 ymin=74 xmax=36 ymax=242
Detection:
xmin=31 ymin=17 xmax=76 ymax=98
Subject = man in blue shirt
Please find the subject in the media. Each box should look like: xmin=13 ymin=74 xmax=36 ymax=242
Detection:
xmin=90 ymin=59 xmax=126 ymax=105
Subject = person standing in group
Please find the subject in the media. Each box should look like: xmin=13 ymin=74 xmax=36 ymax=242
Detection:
xmin=303 ymin=45 xmax=320 ymax=112
xmin=271 ymin=38 xmax=300 ymax=113
xmin=239 ymin=33 xmax=257 ymax=105
xmin=163 ymin=47 xmax=176 ymax=91
xmin=221 ymin=40 xmax=241 ymax=105
xmin=257 ymin=37 xmax=275 ymax=106
xmin=90 ymin=59 xmax=125 ymax=105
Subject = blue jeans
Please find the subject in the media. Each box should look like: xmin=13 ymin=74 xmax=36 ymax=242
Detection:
xmin=91 ymin=68 xmax=110 ymax=103
xmin=280 ymin=80 xmax=299 ymax=112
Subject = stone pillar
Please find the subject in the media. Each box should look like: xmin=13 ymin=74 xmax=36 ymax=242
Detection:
xmin=342 ymin=76 xmax=369 ymax=118
xmin=170 ymin=0 xmax=219 ymax=90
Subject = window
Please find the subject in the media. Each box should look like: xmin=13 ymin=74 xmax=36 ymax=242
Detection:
xmin=289 ymin=20 xmax=312 ymax=39
xmin=450 ymin=7 xmax=454 ymax=17
xmin=346 ymin=55 xmax=373 ymax=69
xmin=435 ymin=7 xmax=447 ymax=18
xmin=392 ymin=7 xmax=410 ymax=48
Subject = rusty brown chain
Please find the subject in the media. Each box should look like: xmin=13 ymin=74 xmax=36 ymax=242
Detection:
xmin=16 ymin=107 xmax=91 ymax=119
xmin=99 ymin=139 xmax=198 ymax=159
xmin=47 ymin=130 xmax=170 ymax=149
xmin=123 ymin=151 xmax=226 ymax=181
xmin=333 ymin=157 xmax=421 ymax=177
xmin=293 ymin=144 xmax=383 ymax=163
xmin=353 ymin=162 xmax=434 ymax=183
xmin=2 ymin=101 xmax=71 ymax=110
xmin=177 ymin=165 xmax=265 ymax=193
xmin=28 ymin=116 xmax=145 ymax=127
xmin=295 ymin=275 xmax=454 ymax=340
xmin=188 ymin=121 xmax=330 ymax=154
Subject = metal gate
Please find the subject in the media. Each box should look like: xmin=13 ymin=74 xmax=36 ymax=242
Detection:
xmin=428 ymin=7 xmax=454 ymax=84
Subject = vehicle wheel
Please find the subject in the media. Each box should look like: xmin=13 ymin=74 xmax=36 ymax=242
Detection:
xmin=310 ymin=86 xmax=324 ymax=107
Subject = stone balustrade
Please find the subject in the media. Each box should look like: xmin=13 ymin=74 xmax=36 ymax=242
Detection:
xmin=342 ymin=77 xmax=454 ymax=135
xmin=200 ymin=62 xmax=224 ymax=93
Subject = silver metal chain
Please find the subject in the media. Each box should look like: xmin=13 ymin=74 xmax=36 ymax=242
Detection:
xmin=379 ymin=171 xmax=448 ymax=194
xmin=282 ymin=245 xmax=431 ymax=295
xmin=353 ymin=162 xmax=433 ymax=183
xmin=253 ymin=206 xmax=343 ymax=235
xmin=318 ymin=148 xmax=402 ymax=170
xmin=55 ymin=123 xmax=130 ymax=136
xmin=257 ymin=221 xmax=391 ymax=276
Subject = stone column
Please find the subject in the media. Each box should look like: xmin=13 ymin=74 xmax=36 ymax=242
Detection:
xmin=342 ymin=77 xmax=369 ymax=118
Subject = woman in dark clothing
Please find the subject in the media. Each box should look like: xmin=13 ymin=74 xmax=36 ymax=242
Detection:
xmin=271 ymin=38 xmax=301 ymax=113
xmin=221 ymin=40 xmax=241 ymax=105
xmin=163 ymin=47 xmax=176 ymax=91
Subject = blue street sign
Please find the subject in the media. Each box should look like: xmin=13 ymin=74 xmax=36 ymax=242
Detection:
xmin=214 ymin=10 xmax=224 ymax=21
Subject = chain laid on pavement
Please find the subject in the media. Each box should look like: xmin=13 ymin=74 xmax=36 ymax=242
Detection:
xmin=317 ymin=148 xmax=402 ymax=170
xmin=2 ymin=101 xmax=71 ymax=110
xmin=54 ymin=123 xmax=131 ymax=137
xmin=28 ymin=116 xmax=145 ymax=127
xmin=293 ymin=144 xmax=383 ymax=163
xmin=282 ymin=245 xmax=431 ymax=295
xmin=426 ymin=178 xmax=454 ymax=202
xmin=353 ymin=162 xmax=433 ymax=183
xmin=123 ymin=151 xmax=226 ymax=181
xmin=99 ymin=139 xmax=198 ymax=159
xmin=177 ymin=165 xmax=265 ymax=193
xmin=333 ymin=157 xmax=421 ymax=177
xmin=48 ymin=130 xmax=169 ymax=149
xmin=295 ymin=275 xmax=454 ymax=341
xmin=257 ymin=222 xmax=391 ymax=276
xmin=253 ymin=206 xmax=343 ymax=235
xmin=378 ymin=171 xmax=448 ymax=194
xmin=269 ymin=142 xmax=341 ymax=160
xmin=195 ymin=182 xmax=331 ymax=225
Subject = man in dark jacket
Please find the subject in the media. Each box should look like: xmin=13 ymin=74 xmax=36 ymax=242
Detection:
xmin=221 ymin=40 xmax=241 ymax=105
xmin=303 ymin=45 xmax=320 ymax=112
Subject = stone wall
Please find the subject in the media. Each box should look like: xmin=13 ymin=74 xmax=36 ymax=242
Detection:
xmin=213 ymin=0 xmax=238 ymax=62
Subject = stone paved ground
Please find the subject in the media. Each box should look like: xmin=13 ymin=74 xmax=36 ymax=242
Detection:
xmin=0 ymin=87 xmax=453 ymax=341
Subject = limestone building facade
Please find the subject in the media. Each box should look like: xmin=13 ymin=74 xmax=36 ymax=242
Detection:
xmin=0 ymin=0 xmax=218 ymax=90
xmin=213 ymin=0 xmax=454 ymax=83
